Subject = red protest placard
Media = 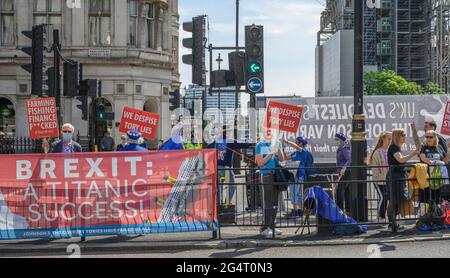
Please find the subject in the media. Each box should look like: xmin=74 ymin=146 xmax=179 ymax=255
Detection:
xmin=119 ymin=107 xmax=160 ymax=139
xmin=265 ymin=101 xmax=304 ymax=133
xmin=26 ymin=97 xmax=59 ymax=139
xmin=441 ymin=101 xmax=450 ymax=136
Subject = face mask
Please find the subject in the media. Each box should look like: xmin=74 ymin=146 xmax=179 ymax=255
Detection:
xmin=63 ymin=133 xmax=73 ymax=142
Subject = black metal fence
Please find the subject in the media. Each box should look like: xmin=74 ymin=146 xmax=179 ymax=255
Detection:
xmin=0 ymin=137 xmax=43 ymax=154
xmin=217 ymin=164 xmax=450 ymax=237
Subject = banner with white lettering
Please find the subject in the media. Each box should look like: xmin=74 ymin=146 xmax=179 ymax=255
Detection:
xmin=0 ymin=150 xmax=217 ymax=240
xmin=262 ymin=95 xmax=450 ymax=163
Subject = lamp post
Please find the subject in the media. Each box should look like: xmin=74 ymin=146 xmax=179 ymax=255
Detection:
xmin=350 ymin=0 xmax=368 ymax=221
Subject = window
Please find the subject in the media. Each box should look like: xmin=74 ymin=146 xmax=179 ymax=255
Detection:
xmin=345 ymin=0 xmax=352 ymax=8
xmin=33 ymin=0 xmax=62 ymax=33
xmin=142 ymin=3 xmax=155 ymax=48
xmin=128 ymin=0 xmax=138 ymax=46
xmin=0 ymin=0 xmax=14 ymax=46
xmin=89 ymin=0 xmax=111 ymax=46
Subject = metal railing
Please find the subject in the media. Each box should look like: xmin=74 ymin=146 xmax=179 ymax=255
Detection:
xmin=216 ymin=163 xmax=450 ymax=236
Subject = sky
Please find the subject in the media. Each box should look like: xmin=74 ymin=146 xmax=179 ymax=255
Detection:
xmin=179 ymin=0 xmax=324 ymax=100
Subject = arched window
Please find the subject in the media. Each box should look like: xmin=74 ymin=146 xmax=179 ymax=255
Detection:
xmin=0 ymin=97 xmax=15 ymax=136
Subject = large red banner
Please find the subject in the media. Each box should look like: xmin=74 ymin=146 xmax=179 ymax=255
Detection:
xmin=119 ymin=107 xmax=160 ymax=139
xmin=441 ymin=101 xmax=450 ymax=136
xmin=26 ymin=98 xmax=59 ymax=139
xmin=0 ymin=150 xmax=217 ymax=239
xmin=264 ymin=101 xmax=304 ymax=133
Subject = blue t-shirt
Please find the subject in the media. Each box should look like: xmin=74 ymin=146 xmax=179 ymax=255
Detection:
xmin=255 ymin=140 xmax=282 ymax=175
xmin=292 ymin=149 xmax=308 ymax=180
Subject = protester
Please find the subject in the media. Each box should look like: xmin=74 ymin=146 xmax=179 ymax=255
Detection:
xmin=419 ymin=130 xmax=449 ymax=204
xmin=119 ymin=130 xmax=148 ymax=152
xmin=283 ymin=136 xmax=315 ymax=218
xmin=368 ymin=131 xmax=392 ymax=221
xmin=255 ymin=128 xmax=285 ymax=238
xmin=335 ymin=132 xmax=351 ymax=214
xmin=100 ymin=131 xmax=115 ymax=152
xmin=41 ymin=123 xmax=83 ymax=240
xmin=42 ymin=123 xmax=82 ymax=154
xmin=424 ymin=118 xmax=448 ymax=155
xmin=116 ymin=134 xmax=127 ymax=152
xmin=160 ymin=125 xmax=184 ymax=150
xmin=387 ymin=129 xmax=420 ymax=232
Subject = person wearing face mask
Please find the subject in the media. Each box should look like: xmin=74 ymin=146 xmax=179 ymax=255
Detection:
xmin=335 ymin=132 xmax=351 ymax=214
xmin=42 ymin=123 xmax=82 ymax=154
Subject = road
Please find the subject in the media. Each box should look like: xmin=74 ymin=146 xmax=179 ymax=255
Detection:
xmin=3 ymin=240 xmax=450 ymax=258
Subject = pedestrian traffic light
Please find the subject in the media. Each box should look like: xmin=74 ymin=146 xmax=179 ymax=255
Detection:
xmin=76 ymin=96 xmax=88 ymax=121
xmin=169 ymin=89 xmax=181 ymax=112
xmin=182 ymin=15 xmax=206 ymax=86
xmin=21 ymin=25 xmax=47 ymax=97
xmin=64 ymin=62 xmax=82 ymax=97
xmin=95 ymin=100 xmax=114 ymax=121
xmin=245 ymin=25 xmax=264 ymax=94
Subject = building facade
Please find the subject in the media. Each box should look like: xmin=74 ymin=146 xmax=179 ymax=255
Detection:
xmin=0 ymin=0 xmax=180 ymax=147
xmin=315 ymin=0 xmax=432 ymax=97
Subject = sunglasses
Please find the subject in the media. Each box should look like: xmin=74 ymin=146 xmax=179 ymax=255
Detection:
xmin=425 ymin=136 xmax=435 ymax=139
xmin=62 ymin=130 xmax=73 ymax=134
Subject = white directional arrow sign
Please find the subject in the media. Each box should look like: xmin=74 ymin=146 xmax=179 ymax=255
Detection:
xmin=247 ymin=77 xmax=263 ymax=94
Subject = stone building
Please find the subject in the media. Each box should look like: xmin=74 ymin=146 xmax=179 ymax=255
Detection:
xmin=0 ymin=0 xmax=180 ymax=147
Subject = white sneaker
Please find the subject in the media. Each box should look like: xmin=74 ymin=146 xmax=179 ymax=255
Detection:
xmin=260 ymin=228 xmax=274 ymax=238
xmin=274 ymin=229 xmax=283 ymax=236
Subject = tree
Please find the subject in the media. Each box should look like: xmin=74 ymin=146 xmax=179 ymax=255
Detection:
xmin=364 ymin=70 xmax=422 ymax=95
xmin=364 ymin=70 xmax=447 ymax=95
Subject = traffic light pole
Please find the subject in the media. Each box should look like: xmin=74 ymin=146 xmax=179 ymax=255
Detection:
xmin=351 ymin=0 xmax=368 ymax=222
xmin=234 ymin=0 xmax=240 ymax=142
xmin=53 ymin=29 xmax=62 ymax=130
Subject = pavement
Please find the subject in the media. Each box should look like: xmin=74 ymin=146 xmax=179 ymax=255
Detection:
xmin=1 ymin=221 xmax=450 ymax=255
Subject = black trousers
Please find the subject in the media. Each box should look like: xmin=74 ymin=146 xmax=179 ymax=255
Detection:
xmin=374 ymin=183 xmax=388 ymax=219
xmin=260 ymin=174 xmax=280 ymax=230
xmin=336 ymin=172 xmax=351 ymax=212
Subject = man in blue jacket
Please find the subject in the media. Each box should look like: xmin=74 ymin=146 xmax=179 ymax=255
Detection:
xmin=119 ymin=130 xmax=148 ymax=152
xmin=42 ymin=123 xmax=82 ymax=154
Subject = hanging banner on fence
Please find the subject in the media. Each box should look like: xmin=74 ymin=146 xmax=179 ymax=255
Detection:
xmin=264 ymin=101 xmax=303 ymax=133
xmin=119 ymin=107 xmax=160 ymax=139
xmin=26 ymin=98 xmax=59 ymax=139
xmin=0 ymin=150 xmax=217 ymax=240
xmin=441 ymin=101 xmax=450 ymax=136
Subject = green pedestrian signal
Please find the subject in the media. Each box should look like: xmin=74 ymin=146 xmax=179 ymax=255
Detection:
xmin=249 ymin=62 xmax=262 ymax=74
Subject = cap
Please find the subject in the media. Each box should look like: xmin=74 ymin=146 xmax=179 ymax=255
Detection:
xmin=335 ymin=132 xmax=347 ymax=142
xmin=127 ymin=130 xmax=142 ymax=141
xmin=296 ymin=136 xmax=308 ymax=145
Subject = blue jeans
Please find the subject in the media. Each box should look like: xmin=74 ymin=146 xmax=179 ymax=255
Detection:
xmin=289 ymin=176 xmax=304 ymax=207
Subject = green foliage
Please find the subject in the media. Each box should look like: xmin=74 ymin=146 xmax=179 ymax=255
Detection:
xmin=364 ymin=70 xmax=446 ymax=95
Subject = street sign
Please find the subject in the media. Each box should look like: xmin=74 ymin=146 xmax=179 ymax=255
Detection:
xmin=247 ymin=77 xmax=263 ymax=94
xmin=249 ymin=62 xmax=262 ymax=74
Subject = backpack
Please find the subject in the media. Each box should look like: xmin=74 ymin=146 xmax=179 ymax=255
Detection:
xmin=304 ymin=151 xmax=316 ymax=177
xmin=430 ymin=164 xmax=444 ymax=190
xmin=416 ymin=200 xmax=445 ymax=231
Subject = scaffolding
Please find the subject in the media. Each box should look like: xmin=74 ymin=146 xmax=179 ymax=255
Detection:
xmin=365 ymin=2 xmax=378 ymax=66
xmin=396 ymin=0 xmax=432 ymax=86
xmin=431 ymin=0 xmax=450 ymax=91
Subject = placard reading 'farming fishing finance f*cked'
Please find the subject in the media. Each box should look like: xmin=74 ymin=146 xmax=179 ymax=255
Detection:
xmin=26 ymin=98 xmax=59 ymax=140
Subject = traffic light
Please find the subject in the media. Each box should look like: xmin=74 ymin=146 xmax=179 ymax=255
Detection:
xmin=229 ymin=51 xmax=245 ymax=87
xmin=76 ymin=96 xmax=88 ymax=121
xmin=245 ymin=25 xmax=264 ymax=94
xmin=95 ymin=100 xmax=114 ymax=121
xmin=21 ymin=25 xmax=47 ymax=96
xmin=47 ymin=67 xmax=55 ymax=98
xmin=64 ymin=62 xmax=82 ymax=97
xmin=79 ymin=79 xmax=101 ymax=98
xmin=169 ymin=89 xmax=181 ymax=112
xmin=182 ymin=15 xmax=206 ymax=86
